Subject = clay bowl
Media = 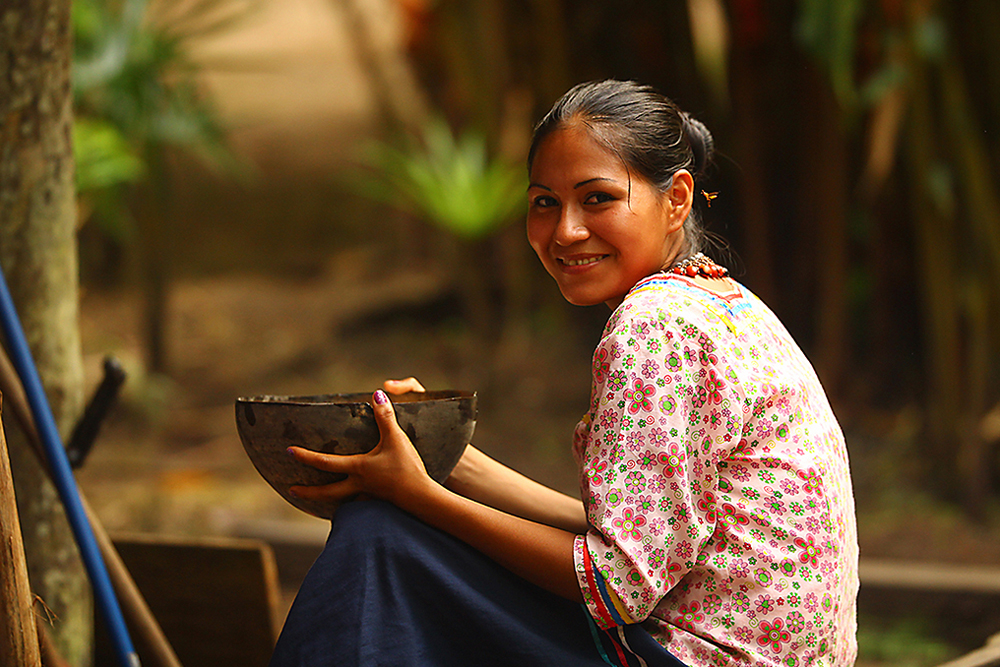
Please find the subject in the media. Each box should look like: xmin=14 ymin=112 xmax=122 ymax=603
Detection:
xmin=235 ymin=391 xmax=476 ymax=518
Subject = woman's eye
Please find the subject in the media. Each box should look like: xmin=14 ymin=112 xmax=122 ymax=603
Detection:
xmin=585 ymin=192 xmax=615 ymax=204
xmin=531 ymin=195 xmax=558 ymax=208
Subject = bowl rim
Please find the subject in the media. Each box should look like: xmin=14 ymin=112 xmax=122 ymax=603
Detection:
xmin=235 ymin=390 xmax=476 ymax=406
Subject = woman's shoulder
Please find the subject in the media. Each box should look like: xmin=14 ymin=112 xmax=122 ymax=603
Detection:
xmin=604 ymin=273 xmax=745 ymax=342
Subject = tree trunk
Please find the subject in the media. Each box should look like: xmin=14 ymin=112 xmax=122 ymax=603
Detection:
xmin=728 ymin=11 xmax=777 ymax=307
xmin=529 ymin=0 xmax=570 ymax=107
xmin=905 ymin=59 xmax=963 ymax=491
xmin=800 ymin=65 xmax=850 ymax=399
xmin=134 ymin=149 xmax=172 ymax=374
xmin=0 ymin=1 xmax=91 ymax=664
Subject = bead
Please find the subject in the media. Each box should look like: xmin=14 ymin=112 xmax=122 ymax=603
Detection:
xmin=665 ymin=254 xmax=728 ymax=280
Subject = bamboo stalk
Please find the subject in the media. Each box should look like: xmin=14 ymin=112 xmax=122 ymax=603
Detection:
xmin=37 ymin=616 xmax=71 ymax=667
xmin=0 ymin=396 xmax=42 ymax=667
xmin=940 ymin=52 xmax=1000 ymax=291
xmin=938 ymin=53 xmax=1000 ymax=511
xmin=0 ymin=348 xmax=183 ymax=667
xmin=904 ymin=54 xmax=963 ymax=472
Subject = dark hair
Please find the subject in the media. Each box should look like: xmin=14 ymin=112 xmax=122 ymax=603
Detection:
xmin=527 ymin=80 xmax=714 ymax=258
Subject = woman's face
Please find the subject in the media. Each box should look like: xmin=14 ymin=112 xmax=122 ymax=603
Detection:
xmin=527 ymin=124 xmax=690 ymax=308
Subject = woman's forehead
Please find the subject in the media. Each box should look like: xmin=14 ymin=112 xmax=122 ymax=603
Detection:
xmin=530 ymin=124 xmax=627 ymax=181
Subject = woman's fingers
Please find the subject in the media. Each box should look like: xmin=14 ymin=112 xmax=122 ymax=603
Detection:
xmin=285 ymin=390 xmax=430 ymax=508
xmin=288 ymin=476 xmax=360 ymax=502
xmin=371 ymin=389 xmax=406 ymax=442
xmin=370 ymin=389 xmax=430 ymax=501
xmin=286 ymin=447 xmax=364 ymax=502
xmin=287 ymin=445 xmax=358 ymax=475
xmin=384 ymin=377 xmax=426 ymax=395
xmin=371 ymin=390 xmax=420 ymax=456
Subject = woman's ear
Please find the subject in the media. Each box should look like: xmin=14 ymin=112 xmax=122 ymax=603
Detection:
xmin=664 ymin=169 xmax=694 ymax=232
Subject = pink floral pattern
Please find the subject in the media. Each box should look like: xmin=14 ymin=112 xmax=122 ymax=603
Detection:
xmin=572 ymin=274 xmax=859 ymax=667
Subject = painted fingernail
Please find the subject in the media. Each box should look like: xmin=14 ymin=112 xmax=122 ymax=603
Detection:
xmin=287 ymin=489 xmax=299 ymax=498
xmin=374 ymin=389 xmax=388 ymax=405
xmin=286 ymin=447 xmax=296 ymax=457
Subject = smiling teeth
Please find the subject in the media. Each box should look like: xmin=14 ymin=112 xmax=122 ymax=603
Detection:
xmin=563 ymin=257 xmax=603 ymax=266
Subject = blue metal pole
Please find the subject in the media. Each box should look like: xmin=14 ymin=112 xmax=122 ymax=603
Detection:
xmin=0 ymin=265 xmax=140 ymax=667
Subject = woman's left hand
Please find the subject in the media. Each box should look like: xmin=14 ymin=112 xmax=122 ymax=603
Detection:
xmin=287 ymin=389 xmax=433 ymax=508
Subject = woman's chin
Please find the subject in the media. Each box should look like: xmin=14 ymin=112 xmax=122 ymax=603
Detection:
xmin=559 ymin=287 xmax=609 ymax=308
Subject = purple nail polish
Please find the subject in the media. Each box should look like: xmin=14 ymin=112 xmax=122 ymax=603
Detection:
xmin=286 ymin=447 xmax=296 ymax=456
xmin=374 ymin=389 xmax=388 ymax=405
xmin=287 ymin=489 xmax=299 ymax=498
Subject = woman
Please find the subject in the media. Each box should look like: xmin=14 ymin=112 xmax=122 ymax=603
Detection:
xmin=272 ymin=80 xmax=859 ymax=667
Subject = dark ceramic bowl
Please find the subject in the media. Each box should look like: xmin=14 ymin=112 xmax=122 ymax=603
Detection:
xmin=235 ymin=391 xmax=477 ymax=518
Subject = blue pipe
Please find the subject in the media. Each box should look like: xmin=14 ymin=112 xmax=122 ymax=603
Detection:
xmin=0 ymin=265 xmax=140 ymax=667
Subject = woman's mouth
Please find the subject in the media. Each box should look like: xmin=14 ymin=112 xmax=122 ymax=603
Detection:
xmin=558 ymin=255 xmax=607 ymax=268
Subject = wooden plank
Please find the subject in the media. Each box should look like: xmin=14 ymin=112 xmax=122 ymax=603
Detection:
xmin=96 ymin=533 xmax=282 ymax=667
xmin=0 ymin=402 xmax=42 ymax=667
xmin=936 ymin=633 xmax=1000 ymax=667
xmin=861 ymin=559 xmax=1000 ymax=594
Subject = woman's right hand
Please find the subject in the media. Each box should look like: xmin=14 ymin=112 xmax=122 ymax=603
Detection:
xmin=384 ymin=377 xmax=426 ymax=395
xmin=288 ymin=389 xmax=434 ymax=509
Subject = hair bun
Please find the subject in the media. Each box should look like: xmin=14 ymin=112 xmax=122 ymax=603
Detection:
xmin=681 ymin=112 xmax=714 ymax=180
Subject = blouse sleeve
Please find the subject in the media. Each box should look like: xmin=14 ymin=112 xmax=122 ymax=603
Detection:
xmin=574 ymin=308 xmax=744 ymax=628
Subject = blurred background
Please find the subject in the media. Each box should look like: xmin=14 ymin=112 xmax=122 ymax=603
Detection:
xmin=30 ymin=0 xmax=1000 ymax=663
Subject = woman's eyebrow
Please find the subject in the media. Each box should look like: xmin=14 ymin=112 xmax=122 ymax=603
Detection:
xmin=575 ymin=177 xmax=615 ymax=188
xmin=528 ymin=177 xmax=616 ymax=191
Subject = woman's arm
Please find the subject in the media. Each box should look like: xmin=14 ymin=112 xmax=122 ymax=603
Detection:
xmin=384 ymin=377 xmax=589 ymax=534
xmin=288 ymin=390 xmax=584 ymax=603
xmin=405 ymin=467 xmax=583 ymax=602
xmin=446 ymin=445 xmax=590 ymax=534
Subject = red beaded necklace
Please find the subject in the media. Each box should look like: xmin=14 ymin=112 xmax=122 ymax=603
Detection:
xmin=668 ymin=252 xmax=729 ymax=279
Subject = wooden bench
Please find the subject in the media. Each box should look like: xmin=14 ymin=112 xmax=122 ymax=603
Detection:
xmin=937 ymin=632 xmax=1000 ymax=667
xmin=94 ymin=533 xmax=282 ymax=667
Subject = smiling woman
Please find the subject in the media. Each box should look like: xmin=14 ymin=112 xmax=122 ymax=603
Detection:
xmin=270 ymin=81 xmax=859 ymax=667
xmin=526 ymin=124 xmax=691 ymax=307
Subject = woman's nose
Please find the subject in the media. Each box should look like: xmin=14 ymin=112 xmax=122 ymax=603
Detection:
xmin=553 ymin=208 xmax=589 ymax=246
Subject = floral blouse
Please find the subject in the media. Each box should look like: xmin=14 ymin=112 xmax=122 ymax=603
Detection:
xmin=572 ymin=273 xmax=859 ymax=667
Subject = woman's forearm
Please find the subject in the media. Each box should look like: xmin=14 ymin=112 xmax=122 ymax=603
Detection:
xmin=405 ymin=481 xmax=584 ymax=602
xmin=445 ymin=446 xmax=590 ymax=533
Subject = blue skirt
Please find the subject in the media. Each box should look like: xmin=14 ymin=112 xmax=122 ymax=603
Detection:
xmin=270 ymin=500 xmax=686 ymax=667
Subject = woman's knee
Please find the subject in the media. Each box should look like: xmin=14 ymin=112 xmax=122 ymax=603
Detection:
xmin=328 ymin=499 xmax=421 ymax=552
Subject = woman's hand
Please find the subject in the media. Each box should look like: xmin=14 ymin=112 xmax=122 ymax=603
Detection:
xmin=383 ymin=376 xmax=425 ymax=395
xmin=287 ymin=389 xmax=434 ymax=508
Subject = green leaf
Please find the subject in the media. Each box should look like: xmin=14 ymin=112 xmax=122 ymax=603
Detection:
xmin=911 ymin=15 xmax=948 ymax=62
xmin=796 ymin=0 xmax=866 ymax=107
xmin=73 ymin=118 xmax=145 ymax=193
xmin=353 ymin=118 xmax=526 ymax=240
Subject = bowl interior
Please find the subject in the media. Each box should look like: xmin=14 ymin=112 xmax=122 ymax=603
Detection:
xmin=235 ymin=391 xmax=476 ymax=518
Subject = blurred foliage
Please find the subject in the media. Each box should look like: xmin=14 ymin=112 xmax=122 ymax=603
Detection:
xmin=795 ymin=0 xmax=866 ymax=108
xmin=355 ymin=118 xmax=526 ymax=240
xmin=73 ymin=117 xmax=144 ymax=241
xmin=806 ymin=0 xmax=1000 ymax=509
xmin=71 ymin=0 xmax=256 ymax=370
xmin=73 ymin=118 xmax=145 ymax=194
xmin=71 ymin=0 xmax=252 ymax=231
